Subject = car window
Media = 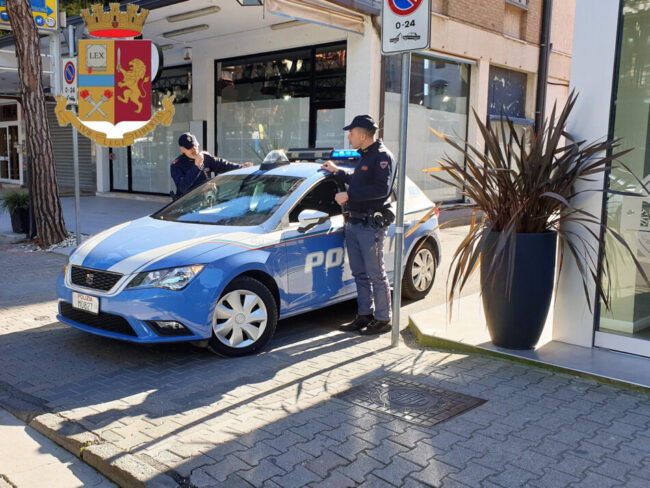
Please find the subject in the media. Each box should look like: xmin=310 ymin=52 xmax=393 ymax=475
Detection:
xmin=153 ymin=174 xmax=304 ymax=226
xmin=289 ymin=179 xmax=342 ymax=222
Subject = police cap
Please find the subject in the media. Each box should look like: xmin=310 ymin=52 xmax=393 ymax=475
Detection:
xmin=178 ymin=132 xmax=198 ymax=149
xmin=343 ymin=114 xmax=378 ymax=131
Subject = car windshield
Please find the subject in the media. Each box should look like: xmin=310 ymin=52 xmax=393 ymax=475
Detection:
xmin=153 ymin=174 xmax=305 ymax=226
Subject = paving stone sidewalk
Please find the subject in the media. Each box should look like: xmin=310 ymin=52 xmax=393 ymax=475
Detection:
xmin=1 ymin=243 xmax=650 ymax=487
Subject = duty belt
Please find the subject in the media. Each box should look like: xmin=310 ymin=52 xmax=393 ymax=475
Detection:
xmin=348 ymin=210 xmax=379 ymax=219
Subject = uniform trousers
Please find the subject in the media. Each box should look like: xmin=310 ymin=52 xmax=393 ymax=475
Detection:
xmin=344 ymin=221 xmax=392 ymax=322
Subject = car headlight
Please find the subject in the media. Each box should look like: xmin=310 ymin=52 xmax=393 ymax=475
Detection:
xmin=127 ymin=265 xmax=205 ymax=291
xmin=62 ymin=258 xmax=70 ymax=277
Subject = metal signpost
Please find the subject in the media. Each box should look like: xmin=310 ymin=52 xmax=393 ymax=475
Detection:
xmin=65 ymin=25 xmax=81 ymax=246
xmin=381 ymin=0 xmax=430 ymax=347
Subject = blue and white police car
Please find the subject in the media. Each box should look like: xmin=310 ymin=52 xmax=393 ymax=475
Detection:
xmin=57 ymin=149 xmax=441 ymax=356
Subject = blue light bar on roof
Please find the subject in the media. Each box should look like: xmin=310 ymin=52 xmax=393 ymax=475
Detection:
xmin=331 ymin=150 xmax=360 ymax=159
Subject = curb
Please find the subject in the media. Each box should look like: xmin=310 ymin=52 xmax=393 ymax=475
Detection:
xmin=0 ymin=232 xmax=27 ymax=244
xmin=408 ymin=319 xmax=650 ymax=394
xmin=0 ymin=388 xmax=181 ymax=488
xmin=28 ymin=413 xmax=180 ymax=488
xmin=29 ymin=413 xmax=179 ymax=488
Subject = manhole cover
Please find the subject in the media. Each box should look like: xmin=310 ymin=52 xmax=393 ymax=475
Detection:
xmin=335 ymin=375 xmax=486 ymax=428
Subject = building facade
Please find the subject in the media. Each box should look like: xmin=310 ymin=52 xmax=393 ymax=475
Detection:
xmin=3 ymin=0 xmax=569 ymax=203
xmin=0 ymin=1 xmax=575 ymax=200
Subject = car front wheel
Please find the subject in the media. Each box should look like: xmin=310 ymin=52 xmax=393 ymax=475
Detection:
xmin=402 ymin=239 xmax=437 ymax=300
xmin=208 ymin=276 xmax=278 ymax=357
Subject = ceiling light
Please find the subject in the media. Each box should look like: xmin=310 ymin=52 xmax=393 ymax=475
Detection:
xmin=270 ymin=20 xmax=306 ymax=30
xmin=235 ymin=0 xmax=263 ymax=6
xmin=160 ymin=44 xmax=174 ymax=51
xmin=162 ymin=24 xmax=209 ymax=38
xmin=166 ymin=6 xmax=221 ymax=22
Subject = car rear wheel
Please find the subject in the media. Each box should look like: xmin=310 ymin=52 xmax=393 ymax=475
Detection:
xmin=208 ymin=276 xmax=278 ymax=357
xmin=402 ymin=239 xmax=437 ymax=300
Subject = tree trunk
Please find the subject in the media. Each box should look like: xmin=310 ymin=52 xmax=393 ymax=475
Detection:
xmin=6 ymin=0 xmax=67 ymax=248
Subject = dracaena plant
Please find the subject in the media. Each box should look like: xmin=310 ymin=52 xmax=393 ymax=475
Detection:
xmin=426 ymin=92 xmax=650 ymax=310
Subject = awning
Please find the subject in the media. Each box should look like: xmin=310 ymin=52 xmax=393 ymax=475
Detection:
xmin=265 ymin=0 xmax=368 ymax=35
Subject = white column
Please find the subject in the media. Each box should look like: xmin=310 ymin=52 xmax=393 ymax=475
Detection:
xmin=95 ymin=145 xmax=110 ymax=193
xmin=49 ymin=32 xmax=61 ymax=96
xmin=192 ymin=56 xmax=214 ymax=151
xmin=552 ymin=0 xmax=620 ymax=347
xmin=344 ymin=18 xmax=381 ymax=140
xmin=468 ymin=57 xmax=490 ymax=152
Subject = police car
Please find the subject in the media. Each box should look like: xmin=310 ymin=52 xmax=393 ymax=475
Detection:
xmin=57 ymin=149 xmax=441 ymax=356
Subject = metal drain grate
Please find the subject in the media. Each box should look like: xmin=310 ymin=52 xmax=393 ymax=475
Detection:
xmin=335 ymin=375 xmax=486 ymax=428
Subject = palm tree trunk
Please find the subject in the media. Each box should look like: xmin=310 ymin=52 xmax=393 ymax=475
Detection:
xmin=6 ymin=0 xmax=67 ymax=248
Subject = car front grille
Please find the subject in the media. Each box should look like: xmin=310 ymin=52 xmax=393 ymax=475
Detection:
xmin=70 ymin=266 xmax=122 ymax=292
xmin=60 ymin=301 xmax=137 ymax=337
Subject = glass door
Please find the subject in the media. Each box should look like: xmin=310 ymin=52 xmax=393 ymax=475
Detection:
xmin=0 ymin=125 xmax=21 ymax=183
xmin=0 ymin=128 xmax=8 ymax=180
xmin=597 ymin=0 xmax=650 ymax=357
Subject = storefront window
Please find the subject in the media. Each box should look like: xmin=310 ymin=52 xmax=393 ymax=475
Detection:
xmin=111 ymin=65 xmax=193 ymax=194
xmin=487 ymin=66 xmax=532 ymax=157
xmin=383 ymin=54 xmax=470 ymax=203
xmin=216 ymin=43 xmax=346 ymax=163
xmin=599 ymin=1 xmax=650 ymax=344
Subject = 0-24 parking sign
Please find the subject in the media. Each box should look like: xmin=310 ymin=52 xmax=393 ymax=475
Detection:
xmin=381 ymin=0 xmax=430 ymax=54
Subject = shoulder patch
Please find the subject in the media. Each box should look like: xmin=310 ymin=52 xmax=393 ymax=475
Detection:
xmin=380 ymin=160 xmax=389 ymax=169
xmin=361 ymin=165 xmax=368 ymax=171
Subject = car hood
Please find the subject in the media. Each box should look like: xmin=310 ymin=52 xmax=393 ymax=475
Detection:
xmin=70 ymin=217 xmax=266 ymax=275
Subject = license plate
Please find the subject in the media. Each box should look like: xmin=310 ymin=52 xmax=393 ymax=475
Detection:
xmin=72 ymin=292 xmax=99 ymax=315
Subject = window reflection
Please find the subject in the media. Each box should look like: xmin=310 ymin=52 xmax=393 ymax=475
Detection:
xmin=216 ymin=44 xmax=346 ymax=163
xmin=384 ymin=54 xmax=470 ymax=202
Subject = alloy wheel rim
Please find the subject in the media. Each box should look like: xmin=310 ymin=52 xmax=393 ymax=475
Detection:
xmin=412 ymin=248 xmax=435 ymax=291
xmin=213 ymin=290 xmax=268 ymax=348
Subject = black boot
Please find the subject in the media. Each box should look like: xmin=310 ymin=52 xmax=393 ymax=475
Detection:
xmin=359 ymin=319 xmax=392 ymax=335
xmin=339 ymin=314 xmax=373 ymax=332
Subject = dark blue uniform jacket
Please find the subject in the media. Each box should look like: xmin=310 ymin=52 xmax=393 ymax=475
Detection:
xmin=334 ymin=139 xmax=396 ymax=213
xmin=170 ymin=152 xmax=240 ymax=197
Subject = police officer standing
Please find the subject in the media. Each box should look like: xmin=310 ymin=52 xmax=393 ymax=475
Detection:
xmin=171 ymin=132 xmax=252 ymax=198
xmin=321 ymin=115 xmax=396 ymax=335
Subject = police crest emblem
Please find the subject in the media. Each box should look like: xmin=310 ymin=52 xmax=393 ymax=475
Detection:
xmin=55 ymin=3 xmax=175 ymax=147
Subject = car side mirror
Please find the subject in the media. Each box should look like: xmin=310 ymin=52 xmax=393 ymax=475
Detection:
xmin=297 ymin=209 xmax=329 ymax=233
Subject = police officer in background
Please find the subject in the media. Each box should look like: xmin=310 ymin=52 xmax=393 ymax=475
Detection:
xmin=321 ymin=115 xmax=396 ymax=335
xmin=171 ymin=132 xmax=252 ymax=198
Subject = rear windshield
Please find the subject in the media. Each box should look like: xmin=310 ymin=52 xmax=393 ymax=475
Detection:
xmin=153 ymin=174 xmax=304 ymax=226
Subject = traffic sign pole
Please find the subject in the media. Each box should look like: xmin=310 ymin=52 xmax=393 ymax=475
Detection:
xmin=391 ymin=50 xmax=411 ymax=348
xmin=68 ymin=24 xmax=81 ymax=246
xmin=381 ymin=0 xmax=430 ymax=348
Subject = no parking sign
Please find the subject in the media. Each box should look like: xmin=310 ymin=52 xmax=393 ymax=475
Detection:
xmin=61 ymin=57 xmax=77 ymax=105
xmin=381 ymin=0 xmax=430 ymax=54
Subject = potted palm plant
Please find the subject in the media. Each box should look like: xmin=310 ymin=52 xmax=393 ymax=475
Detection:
xmin=0 ymin=189 xmax=30 ymax=234
xmin=428 ymin=93 xmax=650 ymax=349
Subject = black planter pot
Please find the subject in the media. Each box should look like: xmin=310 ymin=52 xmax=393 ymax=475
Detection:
xmin=480 ymin=231 xmax=557 ymax=349
xmin=10 ymin=207 xmax=29 ymax=234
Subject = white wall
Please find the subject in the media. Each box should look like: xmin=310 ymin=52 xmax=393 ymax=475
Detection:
xmin=553 ymin=0 xmax=620 ymax=347
xmin=344 ymin=18 xmax=381 ymax=135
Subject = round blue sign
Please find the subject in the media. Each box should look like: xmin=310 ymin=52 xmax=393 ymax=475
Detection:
xmin=0 ymin=12 xmax=9 ymax=21
xmin=64 ymin=62 xmax=75 ymax=84
xmin=34 ymin=16 xmax=45 ymax=26
xmin=388 ymin=0 xmax=422 ymax=15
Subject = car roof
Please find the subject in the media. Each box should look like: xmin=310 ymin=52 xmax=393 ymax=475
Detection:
xmin=225 ymin=162 xmax=330 ymax=180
